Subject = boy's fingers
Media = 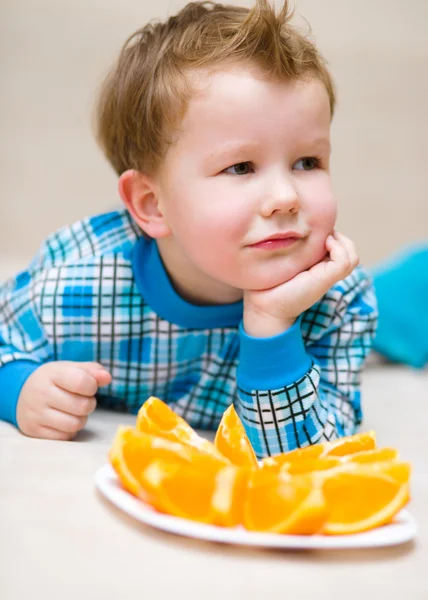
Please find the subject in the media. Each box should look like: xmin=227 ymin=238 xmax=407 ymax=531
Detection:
xmin=37 ymin=426 xmax=76 ymax=441
xmin=339 ymin=234 xmax=359 ymax=269
xmin=333 ymin=232 xmax=359 ymax=270
xmin=93 ymin=369 xmax=112 ymax=387
xmin=79 ymin=361 xmax=107 ymax=372
xmin=52 ymin=364 xmax=99 ymax=396
xmin=328 ymin=234 xmax=349 ymax=264
xmin=310 ymin=240 xmax=347 ymax=287
xmin=49 ymin=388 xmax=97 ymax=417
xmin=78 ymin=362 xmax=112 ymax=387
xmin=44 ymin=408 xmax=88 ymax=435
xmin=326 ymin=235 xmax=353 ymax=279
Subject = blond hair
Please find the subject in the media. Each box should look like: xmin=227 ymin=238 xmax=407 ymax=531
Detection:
xmin=95 ymin=0 xmax=335 ymax=176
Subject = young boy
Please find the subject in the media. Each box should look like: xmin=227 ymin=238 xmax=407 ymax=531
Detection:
xmin=0 ymin=0 xmax=377 ymax=458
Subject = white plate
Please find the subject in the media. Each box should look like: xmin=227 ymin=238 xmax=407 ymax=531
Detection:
xmin=95 ymin=463 xmax=417 ymax=550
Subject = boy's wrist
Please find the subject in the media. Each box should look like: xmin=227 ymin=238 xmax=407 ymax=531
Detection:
xmin=237 ymin=318 xmax=312 ymax=390
xmin=243 ymin=307 xmax=296 ymax=337
xmin=0 ymin=361 xmax=41 ymax=426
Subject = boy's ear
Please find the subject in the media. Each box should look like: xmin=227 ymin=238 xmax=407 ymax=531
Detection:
xmin=118 ymin=169 xmax=171 ymax=238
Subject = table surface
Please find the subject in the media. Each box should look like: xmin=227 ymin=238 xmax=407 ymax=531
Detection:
xmin=1 ymin=364 xmax=427 ymax=600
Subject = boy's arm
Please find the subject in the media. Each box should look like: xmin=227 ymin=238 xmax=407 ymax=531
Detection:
xmin=0 ymin=272 xmax=52 ymax=425
xmin=236 ymin=267 xmax=377 ymax=458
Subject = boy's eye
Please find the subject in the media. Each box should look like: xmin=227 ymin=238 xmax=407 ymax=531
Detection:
xmin=223 ymin=162 xmax=254 ymax=175
xmin=294 ymin=157 xmax=320 ymax=171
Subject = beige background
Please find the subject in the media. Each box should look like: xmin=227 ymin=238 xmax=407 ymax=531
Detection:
xmin=1 ymin=4 xmax=428 ymax=595
xmin=1 ymin=0 xmax=427 ymax=279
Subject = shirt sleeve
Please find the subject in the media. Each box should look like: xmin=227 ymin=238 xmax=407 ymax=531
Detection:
xmin=0 ymin=270 xmax=52 ymax=425
xmin=235 ymin=267 xmax=378 ymax=458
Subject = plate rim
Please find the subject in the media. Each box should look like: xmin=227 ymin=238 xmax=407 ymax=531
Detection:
xmin=95 ymin=463 xmax=417 ymax=550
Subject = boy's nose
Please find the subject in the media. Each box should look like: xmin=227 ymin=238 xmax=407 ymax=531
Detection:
xmin=259 ymin=177 xmax=300 ymax=218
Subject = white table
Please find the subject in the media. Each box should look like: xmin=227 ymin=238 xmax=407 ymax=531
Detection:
xmin=1 ymin=365 xmax=427 ymax=600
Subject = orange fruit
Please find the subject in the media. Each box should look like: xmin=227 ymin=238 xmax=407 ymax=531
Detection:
xmin=366 ymin=461 xmax=411 ymax=484
xmin=140 ymin=458 xmax=250 ymax=526
xmin=109 ymin=426 xmax=195 ymax=501
xmin=214 ymin=404 xmax=258 ymax=468
xmin=110 ymin=411 xmax=411 ymax=537
xmin=338 ymin=460 xmax=411 ymax=485
xmin=136 ymin=397 xmax=228 ymax=462
xmin=243 ymin=469 xmax=328 ymax=534
xmin=259 ymin=431 xmax=377 ymax=472
xmin=285 ymin=457 xmax=342 ymax=476
xmin=321 ymin=470 xmax=410 ymax=535
xmin=322 ymin=431 xmax=376 ymax=457
xmin=342 ymin=447 xmax=398 ymax=464
xmin=210 ymin=465 xmax=251 ymax=526
xmin=260 ymin=445 xmax=324 ymax=471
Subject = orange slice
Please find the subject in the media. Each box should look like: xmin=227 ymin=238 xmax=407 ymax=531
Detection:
xmin=243 ymin=469 xmax=328 ymax=534
xmin=260 ymin=445 xmax=324 ymax=471
xmin=295 ymin=456 xmax=411 ymax=486
xmin=109 ymin=426 xmax=194 ymax=500
xmin=285 ymin=456 xmax=342 ymax=476
xmin=322 ymin=431 xmax=376 ymax=457
xmin=140 ymin=459 xmax=249 ymax=526
xmin=214 ymin=404 xmax=258 ymax=468
xmin=321 ymin=470 xmax=410 ymax=535
xmin=338 ymin=460 xmax=411 ymax=485
xmin=259 ymin=431 xmax=377 ymax=472
xmin=342 ymin=447 xmax=398 ymax=464
xmin=211 ymin=465 xmax=251 ymax=527
xmin=136 ymin=397 xmax=228 ymax=462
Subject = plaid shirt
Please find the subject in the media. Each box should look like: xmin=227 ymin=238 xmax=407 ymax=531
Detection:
xmin=0 ymin=209 xmax=377 ymax=457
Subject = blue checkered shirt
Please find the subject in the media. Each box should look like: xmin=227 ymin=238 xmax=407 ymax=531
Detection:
xmin=0 ymin=209 xmax=377 ymax=457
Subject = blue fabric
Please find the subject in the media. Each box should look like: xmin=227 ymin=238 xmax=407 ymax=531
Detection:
xmin=372 ymin=243 xmax=428 ymax=369
xmin=132 ymin=236 xmax=243 ymax=329
xmin=237 ymin=317 xmax=313 ymax=389
xmin=0 ymin=361 xmax=40 ymax=425
xmin=0 ymin=208 xmax=378 ymax=456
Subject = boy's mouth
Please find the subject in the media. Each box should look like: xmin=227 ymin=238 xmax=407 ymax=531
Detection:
xmin=248 ymin=231 xmax=304 ymax=250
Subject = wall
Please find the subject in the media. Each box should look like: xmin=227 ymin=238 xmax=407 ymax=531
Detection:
xmin=1 ymin=0 xmax=427 ymax=278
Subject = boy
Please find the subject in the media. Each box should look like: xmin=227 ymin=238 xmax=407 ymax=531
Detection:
xmin=0 ymin=0 xmax=376 ymax=457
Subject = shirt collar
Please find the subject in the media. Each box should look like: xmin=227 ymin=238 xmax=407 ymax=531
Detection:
xmin=131 ymin=237 xmax=243 ymax=329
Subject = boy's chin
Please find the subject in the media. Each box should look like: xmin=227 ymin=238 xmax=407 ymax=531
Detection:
xmin=243 ymin=255 xmax=327 ymax=291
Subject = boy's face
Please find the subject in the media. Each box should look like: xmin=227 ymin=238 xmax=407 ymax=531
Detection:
xmin=154 ymin=66 xmax=336 ymax=303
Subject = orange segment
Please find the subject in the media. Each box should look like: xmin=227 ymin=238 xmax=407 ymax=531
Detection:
xmin=365 ymin=461 xmax=411 ymax=484
xmin=259 ymin=431 xmax=376 ymax=472
xmin=286 ymin=485 xmax=328 ymax=535
xmin=295 ymin=457 xmax=411 ymax=486
xmin=141 ymin=459 xmax=215 ymax=522
xmin=338 ymin=460 xmax=411 ymax=485
xmin=321 ymin=470 xmax=410 ymax=535
xmin=214 ymin=405 xmax=258 ymax=468
xmin=211 ymin=466 xmax=251 ymax=527
xmin=322 ymin=431 xmax=376 ymax=457
xmin=136 ymin=397 xmax=228 ymax=462
xmin=260 ymin=445 xmax=324 ymax=471
xmin=108 ymin=426 xmax=194 ymax=500
xmin=343 ymin=447 xmax=398 ymax=464
xmin=285 ymin=457 xmax=342 ymax=476
xmin=243 ymin=469 xmax=328 ymax=534
xmin=140 ymin=459 xmax=249 ymax=526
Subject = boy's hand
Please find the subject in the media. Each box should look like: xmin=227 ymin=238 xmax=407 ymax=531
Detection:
xmin=16 ymin=361 xmax=112 ymax=440
xmin=243 ymin=232 xmax=359 ymax=337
